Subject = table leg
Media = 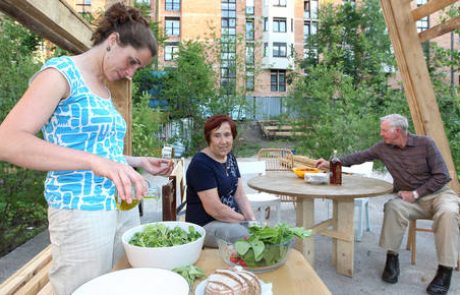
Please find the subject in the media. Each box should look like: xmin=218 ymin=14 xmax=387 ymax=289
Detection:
xmin=296 ymin=199 xmax=315 ymax=266
xmin=333 ymin=199 xmax=355 ymax=277
xmin=331 ymin=199 xmax=338 ymax=267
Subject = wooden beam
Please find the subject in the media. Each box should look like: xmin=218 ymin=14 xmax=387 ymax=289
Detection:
xmin=411 ymin=0 xmax=458 ymax=21
xmin=109 ymin=79 xmax=133 ymax=155
xmin=0 ymin=0 xmax=93 ymax=54
xmin=380 ymin=0 xmax=460 ymax=192
xmin=419 ymin=16 xmax=460 ymax=42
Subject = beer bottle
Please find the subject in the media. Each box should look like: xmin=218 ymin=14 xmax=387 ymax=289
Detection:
xmin=329 ymin=150 xmax=342 ymax=185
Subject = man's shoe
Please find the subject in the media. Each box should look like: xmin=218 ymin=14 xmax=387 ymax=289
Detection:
xmin=382 ymin=252 xmax=399 ymax=284
xmin=426 ymin=265 xmax=453 ymax=295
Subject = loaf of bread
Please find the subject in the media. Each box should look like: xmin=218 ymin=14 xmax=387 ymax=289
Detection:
xmin=205 ymin=268 xmax=261 ymax=295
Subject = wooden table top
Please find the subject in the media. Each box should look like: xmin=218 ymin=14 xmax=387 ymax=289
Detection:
xmin=114 ymin=249 xmax=331 ymax=295
xmin=248 ymin=173 xmax=393 ymax=200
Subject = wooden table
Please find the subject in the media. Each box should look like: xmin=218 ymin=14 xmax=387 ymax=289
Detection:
xmin=114 ymin=249 xmax=331 ymax=295
xmin=248 ymin=173 xmax=393 ymax=277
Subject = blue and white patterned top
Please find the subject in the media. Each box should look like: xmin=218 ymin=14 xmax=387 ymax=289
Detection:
xmin=40 ymin=56 xmax=127 ymax=211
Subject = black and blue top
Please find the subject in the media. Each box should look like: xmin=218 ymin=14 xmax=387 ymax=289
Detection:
xmin=185 ymin=152 xmax=241 ymax=226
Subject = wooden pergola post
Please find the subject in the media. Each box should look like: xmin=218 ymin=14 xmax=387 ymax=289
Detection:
xmin=0 ymin=0 xmax=133 ymax=154
xmin=380 ymin=0 xmax=460 ymax=193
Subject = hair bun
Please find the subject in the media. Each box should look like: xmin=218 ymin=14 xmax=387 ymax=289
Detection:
xmin=104 ymin=2 xmax=146 ymax=28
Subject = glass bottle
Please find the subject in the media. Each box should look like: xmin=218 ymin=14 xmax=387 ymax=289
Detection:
xmin=329 ymin=150 xmax=342 ymax=185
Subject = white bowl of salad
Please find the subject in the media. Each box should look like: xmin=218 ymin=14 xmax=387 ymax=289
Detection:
xmin=122 ymin=221 xmax=205 ymax=270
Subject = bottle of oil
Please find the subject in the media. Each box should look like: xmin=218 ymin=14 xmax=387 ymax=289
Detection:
xmin=329 ymin=150 xmax=342 ymax=185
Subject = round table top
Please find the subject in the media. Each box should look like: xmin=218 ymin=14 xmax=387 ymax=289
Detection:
xmin=247 ymin=173 xmax=393 ymax=200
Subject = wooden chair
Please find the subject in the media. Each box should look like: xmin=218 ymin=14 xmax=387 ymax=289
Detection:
xmin=257 ymin=148 xmax=296 ymax=203
xmin=406 ymin=217 xmax=460 ymax=271
xmin=161 ymin=158 xmax=185 ymax=221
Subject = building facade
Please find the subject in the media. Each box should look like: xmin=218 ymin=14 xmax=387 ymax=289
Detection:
xmin=152 ymin=0 xmax=313 ymax=118
xmin=66 ymin=0 xmax=459 ymax=118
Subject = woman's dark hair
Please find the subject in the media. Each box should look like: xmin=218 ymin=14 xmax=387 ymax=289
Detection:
xmin=204 ymin=115 xmax=238 ymax=145
xmin=91 ymin=3 xmax=157 ymax=57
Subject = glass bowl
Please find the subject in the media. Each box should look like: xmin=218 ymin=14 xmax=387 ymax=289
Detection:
xmin=216 ymin=235 xmax=294 ymax=273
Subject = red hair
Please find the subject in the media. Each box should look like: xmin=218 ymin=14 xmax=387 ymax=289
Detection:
xmin=204 ymin=115 xmax=237 ymax=145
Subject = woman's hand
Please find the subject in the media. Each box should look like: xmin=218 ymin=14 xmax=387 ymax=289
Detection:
xmin=91 ymin=156 xmax=147 ymax=204
xmin=139 ymin=157 xmax=174 ymax=176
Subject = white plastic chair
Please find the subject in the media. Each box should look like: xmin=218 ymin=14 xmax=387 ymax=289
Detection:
xmin=343 ymin=162 xmax=374 ymax=241
xmin=238 ymin=160 xmax=281 ymax=224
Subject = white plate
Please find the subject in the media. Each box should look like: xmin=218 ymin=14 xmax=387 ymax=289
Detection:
xmin=73 ymin=268 xmax=189 ymax=295
xmin=195 ymin=278 xmax=272 ymax=295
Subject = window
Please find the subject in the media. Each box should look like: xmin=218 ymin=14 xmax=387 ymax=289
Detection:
xmin=304 ymin=21 xmax=318 ymax=40
xmin=165 ymin=0 xmax=180 ymax=11
xmin=222 ymin=0 xmax=237 ymax=36
xmin=273 ymin=42 xmax=287 ymax=57
xmin=165 ymin=18 xmax=180 ymax=36
xmin=263 ymin=42 xmax=268 ymax=57
xmin=304 ymin=0 xmax=318 ymax=19
xmin=273 ymin=18 xmax=287 ymax=32
xmin=272 ymin=0 xmax=286 ymax=7
xmin=416 ymin=0 xmax=429 ymax=32
xmin=246 ymin=70 xmax=254 ymax=91
xmin=164 ymin=43 xmax=179 ymax=61
xmin=246 ymin=20 xmax=254 ymax=40
xmin=221 ymin=0 xmax=237 ymax=94
xmin=246 ymin=46 xmax=254 ymax=65
xmin=271 ymin=70 xmax=286 ymax=92
xmin=246 ymin=0 xmax=254 ymax=15
xmin=76 ymin=0 xmax=91 ymax=14
xmin=264 ymin=17 xmax=268 ymax=31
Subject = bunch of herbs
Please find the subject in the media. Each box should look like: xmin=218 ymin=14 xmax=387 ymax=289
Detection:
xmin=129 ymin=224 xmax=201 ymax=248
xmin=233 ymin=224 xmax=311 ymax=267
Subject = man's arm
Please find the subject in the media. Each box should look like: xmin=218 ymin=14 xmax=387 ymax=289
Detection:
xmin=414 ymin=138 xmax=451 ymax=198
xmin=316 ymin=143 xmax=381 ymax=169
xmin=339 ymin=143 xmax=381 ymax=166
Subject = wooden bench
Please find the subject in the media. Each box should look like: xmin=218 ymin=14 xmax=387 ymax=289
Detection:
xmin=0 ymin=245 xmax=53 ymax=295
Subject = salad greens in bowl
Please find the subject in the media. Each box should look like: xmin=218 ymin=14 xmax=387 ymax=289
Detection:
xmin=216 ymin=223 xmax=311 ymax=272
xmin=122 ymin=221 xmax=205 ymax=270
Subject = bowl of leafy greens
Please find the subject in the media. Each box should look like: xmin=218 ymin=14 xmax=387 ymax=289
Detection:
xmin=216 ymin=223 xmax=311 ymax=273
xmin=122 ymin=221 xmax=205 ymax=270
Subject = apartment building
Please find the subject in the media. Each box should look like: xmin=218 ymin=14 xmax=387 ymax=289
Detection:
xmin=152 ymin=0 xmax=311 ymax=118
xmin=64 ymin=0 xmax=458 ymax=118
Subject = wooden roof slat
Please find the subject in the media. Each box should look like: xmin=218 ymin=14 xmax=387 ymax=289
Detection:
xmin=0 ymin=0 xmax=92 ymax=54
xmin=412 ymin=0 xmax=458 ymax=21
xmin=419 ymin=16 xmax=460 ymax=42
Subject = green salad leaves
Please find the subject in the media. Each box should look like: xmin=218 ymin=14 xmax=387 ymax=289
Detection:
xmin=231 ymin=223 xmax=311 ymax=268
xmin=129 ymin=224 xmax=202 ymax=247
xmin=172 ymin=265 xmax=205 ymax=286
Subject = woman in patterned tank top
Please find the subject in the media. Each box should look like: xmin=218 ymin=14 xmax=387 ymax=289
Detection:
xmin=0 ymin=3 xmax=172 ymax=294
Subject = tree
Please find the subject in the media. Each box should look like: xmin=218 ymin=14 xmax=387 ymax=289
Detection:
xmin=0 ymin=17 xmax=47 ymax=256
xmin=288 ymin=0 xmax=408 ymax=159
xmin=159 ymin=41 xmax=217 ymax=152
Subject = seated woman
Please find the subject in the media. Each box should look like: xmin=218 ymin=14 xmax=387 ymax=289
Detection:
xmin=186 ymin=115 xmax=256 ymax=247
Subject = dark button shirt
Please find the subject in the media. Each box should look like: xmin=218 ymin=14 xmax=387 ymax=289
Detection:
xmin=340 ymin=134 xmax=451 ymax=198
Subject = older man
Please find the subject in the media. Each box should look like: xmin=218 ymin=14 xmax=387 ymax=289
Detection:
xmin=316 ymin=114 xmax=459 ymax=295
